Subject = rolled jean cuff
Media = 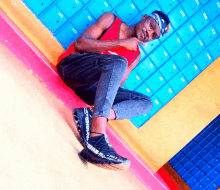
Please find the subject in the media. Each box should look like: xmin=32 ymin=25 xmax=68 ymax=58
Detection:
xmin=92 ymin=111 xmax=110 ymax=120
xmin=111 ymin=105 xmax=121 ymax=120
xmin=112 ymin=98 xmax=153 ymax=120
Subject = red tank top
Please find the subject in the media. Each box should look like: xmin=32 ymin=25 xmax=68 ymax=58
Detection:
xmin=57 ymin=16 xmax=140 ymax=65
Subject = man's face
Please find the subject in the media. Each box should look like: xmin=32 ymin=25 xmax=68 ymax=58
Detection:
xmin=135 ymin=16 xmax=161 ymax=42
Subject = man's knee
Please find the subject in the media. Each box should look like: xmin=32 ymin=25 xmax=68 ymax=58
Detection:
xmin=111 ymin=55 xmax=128 ymax=72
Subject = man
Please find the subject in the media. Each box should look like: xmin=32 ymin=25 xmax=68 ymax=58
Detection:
xmin=57 ymin=10 xmax=170 ymax=170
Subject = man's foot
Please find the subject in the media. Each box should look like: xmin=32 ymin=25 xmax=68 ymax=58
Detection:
xmin=78 ymin=134 xmax=130 ymax=170
xmin=72 ymin=107 xmax=93 ymax=146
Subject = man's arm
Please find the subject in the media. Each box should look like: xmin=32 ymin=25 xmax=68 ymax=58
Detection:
xmin=74 ymin=12 xmax=120 ymax=52
xmin=74 ymin=12 xmax=145 ymax=53
xmin=120 ymin=54 xmax=141 ymax=87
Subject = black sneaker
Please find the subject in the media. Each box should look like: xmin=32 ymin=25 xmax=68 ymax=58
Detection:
xmin=78 ymin=134 xmax=130 ymax=170
xmin=72 ymin=107 xmax=93 ymax=146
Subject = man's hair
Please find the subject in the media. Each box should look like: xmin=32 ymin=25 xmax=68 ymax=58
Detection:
xmin=152 ymin=10 xmax=170 ymax=26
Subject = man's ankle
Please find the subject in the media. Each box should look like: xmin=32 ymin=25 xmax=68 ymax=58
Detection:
xmin=90 ymin=131 xmax=103 ymax=138
xmin=91 ymin=116 xmax=107 ymax=137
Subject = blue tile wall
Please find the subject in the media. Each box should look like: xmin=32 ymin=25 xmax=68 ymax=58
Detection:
xmin=22 ymin=0 xmax=220 ymax=128
xmin=169 ymin=115 xmax=220 ymax=189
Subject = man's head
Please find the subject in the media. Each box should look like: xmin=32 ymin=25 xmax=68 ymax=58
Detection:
xmin=135 ymin=10 xmax=170 ymax=42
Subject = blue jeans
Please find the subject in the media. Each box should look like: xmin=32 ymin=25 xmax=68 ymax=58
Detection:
xmin=57 ymin=53 xmax=152 ymax=120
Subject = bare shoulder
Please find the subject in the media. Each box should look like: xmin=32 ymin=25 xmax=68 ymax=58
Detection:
xmin=95 ymin=12 xmax=116 ymax=30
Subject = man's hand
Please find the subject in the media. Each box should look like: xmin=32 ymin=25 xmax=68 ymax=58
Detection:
xmin=120 ymin=37 xmax=146 ymax=51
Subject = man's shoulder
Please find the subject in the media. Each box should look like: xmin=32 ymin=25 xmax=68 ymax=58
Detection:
xmin=100 ymin=12 xmax=116 ymax=21
xmin=96 ymin=12 xmax=116 ymax=29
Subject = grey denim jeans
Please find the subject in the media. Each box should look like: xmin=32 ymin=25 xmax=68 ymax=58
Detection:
xmin=57 ymin=53 xmax=152 ymax=120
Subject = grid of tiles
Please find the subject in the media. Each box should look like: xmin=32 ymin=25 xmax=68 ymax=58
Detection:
xmin=22 ymin=0 xmax=220 ymax=128
xmin=169 ymin=115 xmax=220 ymax=190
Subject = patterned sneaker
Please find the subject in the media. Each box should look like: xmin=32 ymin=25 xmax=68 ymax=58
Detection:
xmin=78 ymin=134 xmax=130 ymax=170
xmin=72 ymin=107 xmax=93 ymax=146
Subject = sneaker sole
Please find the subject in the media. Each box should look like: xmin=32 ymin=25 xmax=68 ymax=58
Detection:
xmin=78 ymin=149 xmax=130 ymax=171
xmin=72 ymin=108 xmax=90 ymax=147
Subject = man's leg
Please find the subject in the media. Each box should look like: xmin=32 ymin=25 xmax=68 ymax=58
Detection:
xmin=57 ymin=53 xmax=127 ymax=144
xmin=86 ymin=55 xmax=128 ymax=139
xmin=92 ymin=88 xmax=153 ymax=123
xmin=74 ymin=54 xmax=128 ymax=137
xmin=57 ymin=53 xmax=150 ymax=170
xmin=72 ymin=54 xmax=132 ymax=170
xmin=76 ymin=74 xmax=153 ymax=170
xmin=112 ymin=87 xmax=153 ymax=120
xmin=73 ymin=77 xmax=153 ymax=142
xmin=79 ymin=88 xmax=152 ymax=170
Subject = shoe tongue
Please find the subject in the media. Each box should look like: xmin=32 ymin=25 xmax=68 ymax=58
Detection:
xmin=88 ymin=134 xmax=105 ymax=145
